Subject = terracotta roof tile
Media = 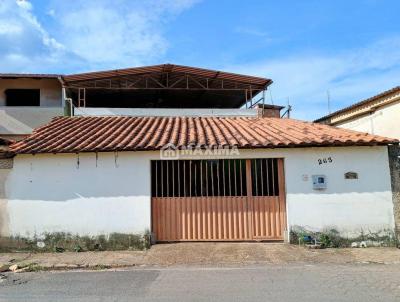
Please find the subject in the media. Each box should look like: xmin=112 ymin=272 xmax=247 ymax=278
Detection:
xmin=10 ymin=116 xmax=398 ymax=154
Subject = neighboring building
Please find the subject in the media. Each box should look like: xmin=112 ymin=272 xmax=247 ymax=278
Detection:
xmin=315 ymin=86 xmax=400 ymax=242
xmin=315 ymin=86 xmax=400 ymax=138
xmin=0 ymin=65 xmax=398 ymax=243
xmin=0 ymin=74 xmax=64 ymax=141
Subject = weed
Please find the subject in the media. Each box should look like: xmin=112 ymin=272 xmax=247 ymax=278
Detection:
xmin=92 ymin=264 xmax=111 ymax=270
xmin=0 ymin=232 xmax=149 ymax=253
xmin=290 ymin=226 xmax=397 ymax=248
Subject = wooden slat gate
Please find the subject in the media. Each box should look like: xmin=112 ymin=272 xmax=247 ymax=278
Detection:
xmin=151 ymin=159 xmax=286 ymax=241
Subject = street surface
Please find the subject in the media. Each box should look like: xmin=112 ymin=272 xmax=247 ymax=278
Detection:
xmin=1 ymin=264 xmax=400 ymax=301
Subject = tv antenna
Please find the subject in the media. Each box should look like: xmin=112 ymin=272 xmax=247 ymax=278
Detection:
xmin=327 ymin=90 xmax=331 ymax=114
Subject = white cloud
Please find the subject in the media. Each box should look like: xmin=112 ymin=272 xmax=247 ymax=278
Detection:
xmin=0 ymin=0 xmax=199 ymax=73
xmin=0 ymin=0 xmax=66 ymax=72
xmin=228 ymin=37 xmax=400 ymax=120
xmin=46 ymin=0 xmax=199 ymax=71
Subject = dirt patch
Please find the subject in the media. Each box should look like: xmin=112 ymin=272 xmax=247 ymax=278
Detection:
xmin=0 ymin=243 xmax=399 ymax=271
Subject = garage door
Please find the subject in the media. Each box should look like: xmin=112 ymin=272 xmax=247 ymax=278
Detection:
xmin=151 ymin=159 xmax=286 ymax=241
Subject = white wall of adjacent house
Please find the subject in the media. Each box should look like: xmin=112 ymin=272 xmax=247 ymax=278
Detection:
xmin=336 ymin=100 xmax=400 ymax=139
xmin=0 ymin=78 xmax=63 ymax=135
xmin=2 ymin=146 xmax=394 ymax=238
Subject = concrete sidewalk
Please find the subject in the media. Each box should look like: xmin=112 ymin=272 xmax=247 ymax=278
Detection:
xmin=1 ymin=243 xmax=400 ymax=271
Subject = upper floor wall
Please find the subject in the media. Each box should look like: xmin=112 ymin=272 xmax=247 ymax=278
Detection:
xmin=336 ymin=100 xmax=400 ymax=139
xmin=0 ymin=78 xmax=64 ymax=137
xmin=0 ymin=78 xmax=62 ymax=107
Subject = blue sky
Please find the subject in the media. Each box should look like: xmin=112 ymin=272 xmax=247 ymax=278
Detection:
xmin=1 ymin=0 xmax=400 ymax=120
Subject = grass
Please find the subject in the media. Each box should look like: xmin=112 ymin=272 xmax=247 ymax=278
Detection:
xmin=0 ymin=232 xmax=151 ymax=253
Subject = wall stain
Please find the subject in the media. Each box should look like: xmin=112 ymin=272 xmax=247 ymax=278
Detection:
xmin=0 ymin=169 xmax=10 ymax=237
xmin=388 ymin=145 xmax=400 ymax=243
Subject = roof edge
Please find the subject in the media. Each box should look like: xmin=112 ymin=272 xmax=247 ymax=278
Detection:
xmin=12 ymin=142 xmax=398 ymax=156
xmin=63 ymin=63 xmax=272 ymax=87
xmin=315 ymin=86 xmax=400 ymax=123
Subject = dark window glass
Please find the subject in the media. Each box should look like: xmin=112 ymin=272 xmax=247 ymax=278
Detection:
xmin=5 ymin=89 xmax=40 ymax=106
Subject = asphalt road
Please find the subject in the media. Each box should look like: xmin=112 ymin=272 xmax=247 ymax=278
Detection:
xmin=1 ymin=264 xmax=400 ymax=302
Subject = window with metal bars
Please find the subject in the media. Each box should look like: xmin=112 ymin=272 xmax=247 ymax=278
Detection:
xmin=151 ymin=159 xmax=247 ymax=197
xmin=151 ymin=158 xmax=280 ymax=197
xmin=251 ymin=158 xmax=279 ymax=196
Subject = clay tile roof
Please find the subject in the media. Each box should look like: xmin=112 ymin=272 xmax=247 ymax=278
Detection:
xmin=10 ymin=116 xmax=398 ymax=154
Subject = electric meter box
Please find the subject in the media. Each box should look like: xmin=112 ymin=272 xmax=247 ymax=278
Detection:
xmin=312 ymin=175 xmax=327 ymax=190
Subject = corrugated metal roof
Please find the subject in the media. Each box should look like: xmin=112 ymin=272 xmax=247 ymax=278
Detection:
xmin=63 ymin=64 xmax=272 ymax=87
xmin=10 ymin=116 xmax=397 ymax=154
xmin=0 ymin=73 xmax=61 ymax=79
xmin=0 ymin=64 xmax=271 ymax=87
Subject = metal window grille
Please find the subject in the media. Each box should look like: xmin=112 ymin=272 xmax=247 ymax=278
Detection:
xmin=151 ymin=158 xmax=279 ymax=197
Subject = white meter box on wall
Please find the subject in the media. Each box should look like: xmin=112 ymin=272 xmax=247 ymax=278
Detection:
xmin=312 ymin=175 xmax=327 ymax=190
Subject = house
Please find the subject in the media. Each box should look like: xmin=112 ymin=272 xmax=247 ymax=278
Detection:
xmin=0 ymin=65 xmax=398 ymax=243
xmin=315 ymin=86 xmax=400 ymax=138
xmin=315 ymin=86 xmax=400 ymax=241
xmin=0 ymin=74 xmax=64 ymax=141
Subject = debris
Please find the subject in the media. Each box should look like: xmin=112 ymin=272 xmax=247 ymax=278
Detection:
xmin=9 ymin=264 xmax=19 ymax=272
xmin=360 ymin=241 xmax=367 ymax=248
xmin=351 ymin=242 xmax=359 ymax=248
xmin=14 ymin=267 xmax=30 ymax=273
xmin=37 ymin=241 xmax=45 ymax=248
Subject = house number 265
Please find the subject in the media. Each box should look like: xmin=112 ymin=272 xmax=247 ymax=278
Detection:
xmin=318 ymin=157 xmax=333 ymax=165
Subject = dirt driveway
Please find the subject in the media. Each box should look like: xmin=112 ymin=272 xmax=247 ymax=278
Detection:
xmin=1 ymin=243 xmax=400 ymax=270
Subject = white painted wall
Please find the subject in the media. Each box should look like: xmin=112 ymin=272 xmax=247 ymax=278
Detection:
xmin=3 ymin=146 xmax=394 ymax=238
xmin=336 ymin=100 xmax=400 ymax=139
xmin=74 ymin=107 xmax=258 ymax=117
xmin=4 ymin=152 xmax=151 ymax=237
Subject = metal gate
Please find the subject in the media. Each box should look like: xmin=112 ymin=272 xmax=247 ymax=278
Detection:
xmin=151 ymin=159 xmax=286 ymax=241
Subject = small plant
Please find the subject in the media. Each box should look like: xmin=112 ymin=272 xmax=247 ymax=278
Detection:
xmin=290 ymin=226 xmax=397 ymax=248
xmin=92 ymin=264 xmax=111 ymax=270
xmin=319 ymin=234 xmax=331 ymax=248
xmin=24 ymin=263 xmax=45 ymax=272
xmin=74 ymin=245 xmax=83 ymax=253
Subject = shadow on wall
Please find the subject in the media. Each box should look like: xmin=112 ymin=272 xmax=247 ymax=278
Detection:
xmin=0 ymin=107 xmax=64 ymax=135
